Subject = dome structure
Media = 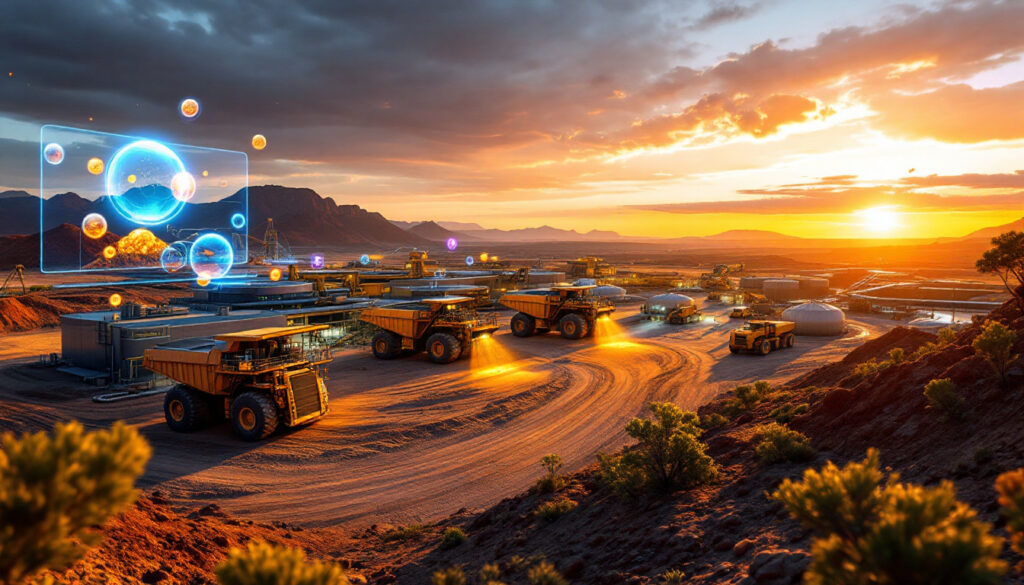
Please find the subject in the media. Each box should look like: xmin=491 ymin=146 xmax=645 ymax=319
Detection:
xmin=764 ymin=278 xmax=800 ymax=301
xmin=781 ymin=302 xmax=846 ymax=336
xmin=592 ymin=285 xmax=627 ymax=300
xmin=647 ymin=293 xmax=695 ymax=311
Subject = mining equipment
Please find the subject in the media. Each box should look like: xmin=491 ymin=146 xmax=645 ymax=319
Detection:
xmin=729 ymin=306 xmax=752 ymax=319
xmin=406 ymin=251 xmax=440 ymax=278
xmin=641 ymin=293 xmax=702 ymax=324
xmin=566 ymin=257 xmax=616 ymax=279
xmin=699 ymin=263 xmax=744 ymax=291
xmin=729 ymin=320 xmax=795 ymax=355
xmin=142 ymin=324 xmax=332 ymax=441
xmin=0 ymin=265 xmax=27 ymax=297
xmin=359 ymin=296 xmax=499 ymax=363
xmin=262 ymin=218 xmax=293 ymax=261
xmin=499 ymin=284 xmax=614 ymax=339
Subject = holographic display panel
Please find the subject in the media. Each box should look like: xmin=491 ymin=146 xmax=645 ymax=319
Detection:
xmin=40 ymin=125 xmax=248 ymax=273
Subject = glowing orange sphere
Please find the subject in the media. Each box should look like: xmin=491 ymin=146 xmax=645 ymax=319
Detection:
xmin=480 ymin=252 xmax=489 ymax=262
xmin=87 ymin=157 xmax=104 ymax=175
xmin=102 ymin=245 xmax=116 ymax=260
xmin=269 ymin=267 xmax=282 ymax=282
xmin=81 ymin=213 xmax=107 ymax=239
xmin=179 ymin=98 xmax=200 ymax=118
xmin=251 ymin=134 xmax=267 ymax=150
xmin=196 ymin=277 xmax=211 ymax=287
xmin=109 ymin=293 xmax=122 ymax=307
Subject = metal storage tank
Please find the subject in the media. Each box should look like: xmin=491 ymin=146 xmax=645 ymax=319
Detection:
xmin=739 ymin=276 xmax=768 ymax=290
xmin=781 ymin=302 xmax=846 ymax=335
xmin=592 ymin=284 xmax=627 ymax=301
xmin=798 ymin=277 xmax=830 ymax=298
xmin=763 ymin=279 xmax=800 ymax=302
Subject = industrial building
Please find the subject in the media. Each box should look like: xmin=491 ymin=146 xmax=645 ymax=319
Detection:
xmin=781 ymin=302 xmax=847 ymax=336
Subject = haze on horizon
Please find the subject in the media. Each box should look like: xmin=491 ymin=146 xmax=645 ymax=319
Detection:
xmin=3 ymin=0 xmax=1024 ymax=240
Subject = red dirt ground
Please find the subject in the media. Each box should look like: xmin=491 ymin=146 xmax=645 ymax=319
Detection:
xmin=0 ymin=286 xmax=185 ymax=334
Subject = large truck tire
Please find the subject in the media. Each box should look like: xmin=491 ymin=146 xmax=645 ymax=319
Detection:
xmin=559 ymin=313 xmax=588 ymax=339
xmin=758 ymin=340 xmax=772 ymax=356
xmin=371 ymin=331 xmax=403 ymax=359
xmin=230 ymin=391 xmax=279 ymax=441
xmin=783 ymin=334 xmax=795 ymax=348
xmin=426 ymin=332 xmax=461 ymax=364
xmin=164 ymin=385 xmax=211 ymax=433
xmin=729 ymin=345 xmax=740 ymax=354
xmin=510 ymin=312 xmax=537 ymax=337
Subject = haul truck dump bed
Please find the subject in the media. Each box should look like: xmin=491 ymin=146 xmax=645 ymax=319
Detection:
xmin=499 ymin=284 xmax=614 ymax=339
xmin=359 ymin=296 xmax=499 ymax=363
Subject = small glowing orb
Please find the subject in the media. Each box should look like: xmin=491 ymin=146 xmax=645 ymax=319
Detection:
xmin=102 ymin=245 xmax=116 ymax=260
xmin=220 ymin=180 xmax=227 ymax=187
xmin=360 ymin=254 xmax=370 ymax=265
xmin=445 ymin=237 xmax=458 ymax=251
xmin=491 ymin=255 xmax=499 ymax=261
xmin=189 ymin=232 xmax=234 ymax=280
xmin=179 ymin=98 xmax=200 ymax=119
xmin=87 ymin=157 xmax=105 ymax=175
xmin=856 ymin=206 xmax=902 ymax=233
xmin=465 ymin=255 xmax=475 ymax=266
xmin=202 ymin=170 xmax=209 ymax=177
xmin=106 ymin=140 xmax=187 ymax=225
xmin=269 ymin=267 xmax=282 ymax=281
xmin=81 ymin=213 xmax=108 ymax=239
xmin=108 ymin=293 xmax=122 ymax=307
xmin=159 ymin=242 xmax=188 ymax=272
xmin=43 ymin=143 xmax=64 ymax=165
xmin=170 ymin=171 xmax=196 ymax=202
xmin=480 ymin=252 xmax=489 ymax=262
xmin=196 ymin=277 xmax=211 ymax=287
xmin=251 ymin=134 xmax=267 ymax=150
xmin=230 ymin=213 xmax=246 ymax=229
xmin=127 ymin=174 xmax=137 ymax=184
xmin=310 ymin=253 xmax=325 ymax=269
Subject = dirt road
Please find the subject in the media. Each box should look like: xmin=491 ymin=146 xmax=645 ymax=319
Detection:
xmin=0 ymin=297 xmax=896 ymax=527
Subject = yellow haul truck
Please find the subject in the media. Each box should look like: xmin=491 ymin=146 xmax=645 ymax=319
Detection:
xmin=359 ymin=296 xmax=499 ymax=363
xmin=499 ymin=284 xmax=614 ymax=339
xmin=729 ymin=320 xmax=795 ymax=355
xmin=143 ymin=325 xmax=332 ymax=441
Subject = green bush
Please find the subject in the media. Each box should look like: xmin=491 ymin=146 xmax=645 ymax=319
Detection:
xmin=536 ymin=498 xmax=577 ymax=522
xmin=439 ymin=526 xmax=466 ymax=550
xmin=973 ymin=320 xmax=1018 ymax=384
xmin=769 ymin=402 xmax=809 ymax=423
xmin=753 ymin=423 xmax=815 ymax=464
xmin=924 ymin=378 xmax=965 ymax=420
xmin=937 ymin=326 xmax=957 ymax=345
xmin=215 ymin=540 xmax=349 ymax=585
xmin=660 ymin=568 xmax=686 ymax=584
xmin=0 ymin=421 xmax=151 ymax=585
xmin=772 ymin=449 xmax=1006 ymax=585
xmin=535 ymin=453 xmax=566 ymax=493
xmin=887 ymin=347 xmax=905 ymax=365
xmin=526 ymin=561 xmax=567 ymax=585
xmin=380 ymin=523 xmax=427 ymax=542
xmin=997 ymin=469 xmax=1024 ymax=559
xmin=431 ymin=566 xmax=465 ymax=585
xmin=479 ymin=563 xmax=504 ymax=585
xmin=699 ymin=412 xmax=727 ymax=429
xmin=598 ymin=402 xmax=717 ymax=499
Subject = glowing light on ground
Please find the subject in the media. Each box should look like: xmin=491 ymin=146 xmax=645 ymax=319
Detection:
xmin=856 ymin=206 xmax=902 ymax=234
xmin=469 ymin=334 xmax=519 ymax=377
xmin=593 ymin=315 xmax=639 ymax=348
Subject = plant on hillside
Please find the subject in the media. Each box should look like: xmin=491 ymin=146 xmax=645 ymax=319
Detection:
xmin=938 ymin=326 xmax=957 ymax=345
xmin=976 ymin=230 xmax=1024 ymax=306
xmin=772 ymin=449 xmax=1006 ymax=585
xmin=996 ymin=469 xmax=1024 ymax=561
xmin=439 ymin=526 xmax=466 ymax=550
xmin=598 ymin=402 xmax=717 ymax=499
xmin=430 ymin=566 xmax=465 ymax=585
xmin=924 ymin=378 xmax=965 ymax=421
xmin=526 ymin=561 xmax=567 ymax=585
xmin=479 ymin=563 xmax=505 ymax=585
xmin=754 ymin=423 xmax=815 ymax=464
xmin=699 ymin=412 xmax=727 ymax=429
xmin=973 ymin=320 xmax=1018 ymax=384
xmin=769 ymin=402 xmax=809 ymax=424
xmin=660 ymin=568 xmax=686 ymax=584
xmin=887 ymin=347 xmax=905 ymax=365
xmin=216 ymin=540 xmax=348 ymax=585
xmin=0 ymin=421 xmax=151 ymax=585
xmin=722 ymin=382 xmax=767 ymax=417
xmin=536 ymin=498 xmax=577 ymax=522
xmin=536 ymin=453 xmax=565 ymax=493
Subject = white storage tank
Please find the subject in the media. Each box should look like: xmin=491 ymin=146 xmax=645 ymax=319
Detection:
xmin=764 ymin=279 xmax=800 ymax=302
xmin=592 ymin=284 xmax=627 ymax=301
xmin=781 ymin=302 xmax=846 ymax=335
xmin=798 ymin=277 xmax=830 ymax=298
xmin=647 ymin=293 xmax=696 ymax=312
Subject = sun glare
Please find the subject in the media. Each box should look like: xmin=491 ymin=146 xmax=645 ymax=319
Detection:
xmin=856 ymin=206 xmax=902 ymax=234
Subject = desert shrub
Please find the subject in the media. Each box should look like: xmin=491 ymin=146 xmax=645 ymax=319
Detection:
xmin=924 ymin=378 xmax=965 ymax=420
xmin=430 ymin=566 xmax=465 ymax=585
xmin=973 ymin=320 xmax=1018 ymax=384
xmin=851 ymin=358 xmax=884 ymax=379
xmin=216 ymin=540 xmax=349 ymax=585
xmin=505 ymin=555 xmax=527 ymax=573
xmin=735 ymin=384 xmax=761 ymax=408
xmin=997 ymin=469 xmax=1024 ymax=559
xmin=536 ymin=498 xmax=577 ymax=522
xmin=28 ymin=285 xmax=51 ymax=292
xmin=722 ymin=383 xmax=766 ymax=417
xmin=526 ymin=562 xmax=567 ymax=585
xmin=598 ymin=402 xmax=717 ymax=499
xmin=439 ymin=526 xmax=466 ymax=550
xmin=769 ymin=402 xmax=809 ymax=423
xmin=535 ymin=453 xmax=565 ymax=493
xmin=753 ymin=423 xmax=815 ymax=464
xmin=938 ymin=326 xmax=957 ymax=345
xmin=699 ymin=412 xmax=727 ymax=429
xmin=773 ymin=449 xmax=1006 ymax=585
xmin=660 ymin=568 xmax=686 ymax=584
xmin=0 ymin=421 xmax=151 ymax=585
xmin=479 ymin=563 xmax=504 ymax=585
xmin=380 ymin=523 xmax=427 ymax=542
xmin=887 ymin=347 xmax=905 ymax=364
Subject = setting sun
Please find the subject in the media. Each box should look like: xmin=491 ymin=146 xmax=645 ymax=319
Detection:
xmin=856 ymin=206 xmax=903 ymax=234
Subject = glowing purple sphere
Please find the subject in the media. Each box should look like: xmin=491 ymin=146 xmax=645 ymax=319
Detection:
xmin=445 ymin=237 xmax=458 ymax=251
xmin=310 ymin=253 xmax=325 ymax=269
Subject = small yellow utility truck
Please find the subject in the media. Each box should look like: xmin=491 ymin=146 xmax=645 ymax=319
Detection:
xmin=499 ymin=284 xmax=614 ymax=339
xmin=359 ymin=296 xmax=499 ymax=363
xmin=729 ymin=320 xmax=795 ymax=355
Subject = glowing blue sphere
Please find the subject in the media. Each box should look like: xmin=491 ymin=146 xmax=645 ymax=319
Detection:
xmin=160 ymin=241 xmax=188 ymax=272
xmin=230 ymin=213 xmax=246 ymax=229
xmin=189 ymin=233 xmax=233 ymax=280
xmin=465 ymin=255 xmax=474 ymax=266
xmin=105 ymin=140 xmax=187 ymax=225
xmin=360 ymin=254 xmax=370 ymax=265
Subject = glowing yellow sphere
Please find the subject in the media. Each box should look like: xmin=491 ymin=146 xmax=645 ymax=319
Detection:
xmin=127 ymin=174 xmax=137 ymax=184
xmin=81 ymin=213 xmax=107 ymax=239
xmin=102 ymin=245 xmax=116 ymax=260
xmin=196 ymin=277 xmax=211 ymax=287
xmin=202 ymin=169 xmax=209 ymax=177
xmin=480 ymin=252 xmax=489 ymax=262
xmin=269 ymin=267 xmax=282 ymax=282
xmin=109 ymin=293 xmax=122 ymax=307
xmin=251 ymin=134 xmax=267 ymax=150
xmin=87 ymin=157 xmax=104 ymax=175
xmin=179 ymin=98 xmax=200 ymax=118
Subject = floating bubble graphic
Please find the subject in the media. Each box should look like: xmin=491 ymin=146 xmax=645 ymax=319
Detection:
xmin=359 ymin=254 xmax=370 ymax=265
xmin=269 ymin=267 xmax=282 ymax=282
xmin=446 ymin=237 xmax=458 ymax=251
xmin=81 ymin=213 xmax=108 ymax=239
xmin=170 ymin=171 xmax=196 ymax=202
xmin=109 ymin=293 xmax=122 ymax=307
xmin=179 ymin=98 xmax=200 ymax=119
xmin=310 ymin=253 xmax=325 ymax=269
xmin=480 ymin=252 xmax=489 ymax=262
xmin=230 ymin=213 xmax=246 ymax=229
xmin=189 ymin=232 xmax=234 ymax=280
xmin=105 ymin=140 xmax=187 ymax=225
xmin=251 ymin=134 xmax=267 ymax=150
xmin=102 ymin=245 xmax=116 ymax=259
xmin=465 ymin=255 xmax=475 ymax=266
xmin=159 ymin=242 xmax=188 ymax=272
xmin=87 ymin=157 xmax=104 ymax=175
xmin=44 ymin=143 xmax=64 ymax=165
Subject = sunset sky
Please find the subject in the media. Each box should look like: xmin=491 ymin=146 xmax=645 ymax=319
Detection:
xmin=3 ymin=0 xmax=1024 ymax=239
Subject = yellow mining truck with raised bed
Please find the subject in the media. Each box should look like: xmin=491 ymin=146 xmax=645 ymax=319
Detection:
xmin=143 ymin=325 xmax=332 ymax=441
xmin=359 ymin=296 xmax=499 ymax=363
xmin=499 ymin=284 xmax=614 ymax=339
xmin=729 ymin=320 xmax=795 ymax=355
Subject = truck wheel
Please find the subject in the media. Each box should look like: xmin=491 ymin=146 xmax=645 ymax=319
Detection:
xmin=758 ymin=340 xmax=772 ymax=355
xmin=510 ymin=312 xmax=536 ymax=337
xmin=164 ymin=385 xmax=210 ymax=433
xmin=371 ymin=331 xmax=402 ymax=359
xmin=559 ymin=313 xmax=588 ymax=339
xmin=729 ymin=345 xmax=740 ymax=354
xmin=784 ymin=334 xmax=795 ymax=348
xmin=426 ymin=332 xmax=461 ymax=364
xmin=230 ymin=391 xmax=279 ymax=441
